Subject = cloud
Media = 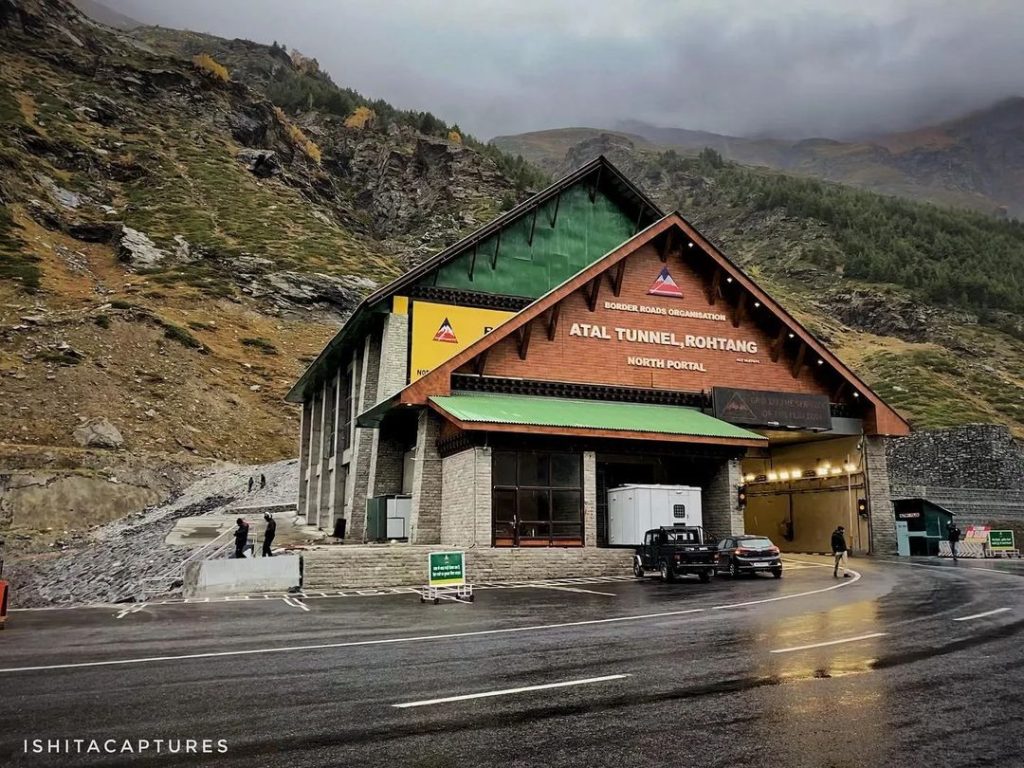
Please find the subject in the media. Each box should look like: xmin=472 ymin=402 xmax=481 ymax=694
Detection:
xmin=104 ymin=0 xmax=1024 ymax=140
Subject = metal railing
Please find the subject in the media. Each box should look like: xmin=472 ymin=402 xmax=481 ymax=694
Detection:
xmin=135 ymin=527 xmax=236 ymax=601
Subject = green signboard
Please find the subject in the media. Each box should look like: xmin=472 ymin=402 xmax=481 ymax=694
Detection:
xmin=988 ymin=530 xmax=1016 ymax=551
xmin=428 ymin=551 xmax=465 ymax=587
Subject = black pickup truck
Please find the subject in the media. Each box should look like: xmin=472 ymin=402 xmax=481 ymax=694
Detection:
xmin=633 ymin=525 xmax=717 ymax=583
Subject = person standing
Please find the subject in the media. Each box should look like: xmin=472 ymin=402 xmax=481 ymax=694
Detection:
xmin=233 ymin=518 xmax=249 ymax=558
xmin=260 ymin=474 xmax=266 ymax=490
xmin=948 ymin=522 xmax=962 ymax=561
xmin=262 ymin=513 xmax=276 ymax=558
xmin=247 ymin=476 xmax=254 ymax=493
xmin=831 ymin=525 xmax=851 ymax=578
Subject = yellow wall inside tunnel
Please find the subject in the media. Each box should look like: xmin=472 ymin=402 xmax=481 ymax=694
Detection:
xmin=744 ymin=488 xmax=869 ymax=553
xmin=742 ymin=436 xmax=869 ymax=552
xmin=742 ymin=435 xmax=862 ymax=478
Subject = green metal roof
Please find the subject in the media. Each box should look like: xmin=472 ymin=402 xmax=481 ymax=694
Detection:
xmin=285 ymin=156 xmax=663 ymax=403
xmin=429 ymin=393 xmax=767 ymax=442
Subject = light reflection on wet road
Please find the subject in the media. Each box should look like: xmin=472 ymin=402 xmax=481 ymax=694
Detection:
xmin=1 ymin=556 xmax=1022 ymax=767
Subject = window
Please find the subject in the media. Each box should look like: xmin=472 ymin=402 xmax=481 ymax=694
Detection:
xmin=492 ymin=451 xmax=584 ymax=547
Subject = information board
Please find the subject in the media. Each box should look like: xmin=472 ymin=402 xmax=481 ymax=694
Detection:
xmin=988 ymin=530 xmax=1016 ymax=551
xmin=409 ymin=301 xmax=514 ymax=382
xmin=428 ymin=551 xmax=465 ymax=587
xmin=712 ymin=387 xmax=832 ymax=431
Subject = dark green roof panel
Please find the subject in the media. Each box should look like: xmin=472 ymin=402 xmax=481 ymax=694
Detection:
xmin=424 ymin=185 xmax=637 ymax=297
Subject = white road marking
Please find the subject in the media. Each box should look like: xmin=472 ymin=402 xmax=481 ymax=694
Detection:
xmin=770 ymin=632 xmax=888 ymax=654
xmin=393 ymin=674 xmax=630 ymax=708
xmin=874 ymin=558 xmax=1024 ymax=578
xmin=953 ymin=607 xmax=1012 ymax=622
xmin=281 ymin=597 xmax=310 ymax=612
xmin=0 ymin=609 xmax=706 ymax=674
xmin=114 ymin=603 xmax=147 ymax=620
xmin=712 ymin=568 xmax=861 ymax=610
xmin=532 ymin=585 xmax=617 ymax=597
xmin=0 ymin=561 xmax=869 ymax=674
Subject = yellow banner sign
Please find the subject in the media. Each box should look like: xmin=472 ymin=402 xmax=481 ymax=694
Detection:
xmin=409 ymin=300 xmax=515 ymax=381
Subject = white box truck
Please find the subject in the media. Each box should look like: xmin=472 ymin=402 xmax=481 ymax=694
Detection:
xmin=607 ymin=484 xmax=703 ymax=546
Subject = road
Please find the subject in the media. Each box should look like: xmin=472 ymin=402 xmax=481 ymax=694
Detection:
xmin=1 ymin=556 xmax=1023 ymax=767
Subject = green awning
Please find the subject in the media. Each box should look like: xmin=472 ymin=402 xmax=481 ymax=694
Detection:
xmin=429 ymin=393 xmax=766 ymax=443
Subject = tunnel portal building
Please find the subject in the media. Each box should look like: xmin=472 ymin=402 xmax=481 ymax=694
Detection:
xmin=286 ymin=157 xmax=909 ymax=559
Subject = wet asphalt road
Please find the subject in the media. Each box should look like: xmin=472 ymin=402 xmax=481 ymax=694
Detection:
xmin=1 ymin=556 xmax=1023 ymax=768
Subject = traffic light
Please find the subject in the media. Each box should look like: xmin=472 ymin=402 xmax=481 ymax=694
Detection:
xmin=737 ymin=486 xmax=747 ymax=508
xmin=857 ymin=498 xmax=868 ymax=518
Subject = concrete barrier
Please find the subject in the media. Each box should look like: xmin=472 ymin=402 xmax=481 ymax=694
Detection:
xmin=184 ymin=556 xmax=301 ymax=596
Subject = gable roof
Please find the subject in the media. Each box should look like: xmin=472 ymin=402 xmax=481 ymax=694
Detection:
xmin=285 ymin=155 xmax=664 ymax=403
xmin=389 ymin=212 xmax=910 ymax=436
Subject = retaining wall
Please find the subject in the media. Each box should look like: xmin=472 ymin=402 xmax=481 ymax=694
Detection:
xmin=302 ymin=545 xmax=633 ymax=590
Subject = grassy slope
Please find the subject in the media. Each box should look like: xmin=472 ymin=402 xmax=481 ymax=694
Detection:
xmin=0 ymin=8 xmax=503 ymax=461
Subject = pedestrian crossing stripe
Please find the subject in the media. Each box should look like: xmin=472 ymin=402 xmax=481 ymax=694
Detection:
xmin=647 ymin=266 xmax=683 ymax=298
xmin=433 ymin=317 xmax=458 ymax=343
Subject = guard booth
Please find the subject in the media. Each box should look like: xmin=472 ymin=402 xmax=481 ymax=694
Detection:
xmin=893 ymin=498 xmax=954 ymax=556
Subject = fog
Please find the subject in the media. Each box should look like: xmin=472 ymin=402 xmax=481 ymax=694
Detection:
xmin=102 ymin=0 xmax=1024 ymax=140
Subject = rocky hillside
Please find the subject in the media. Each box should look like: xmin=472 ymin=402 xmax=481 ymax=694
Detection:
xmin=0 ymin=0 xmax=523 ymax=470
xmin=495 ymin=98 xmax=1024 ymax=218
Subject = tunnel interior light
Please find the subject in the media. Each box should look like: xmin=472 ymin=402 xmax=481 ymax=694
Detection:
xmin=753 ymin=301 xmax=761 ymax=308
xmin=844 ymin=463 xmax=857 ymax=473
xmin=744 ymin=473 xmax=756 ymax=483
xmin=853 ymin=392 xmax=860 ymax=398
xmin=726 ymin=277 xmax=734 ymax=283
xmin=830 ymin=466 xmax=843 ymax=476
xmin=817 ymin=359 xmax=824 ymax=365
xmin=778 ymin=470 xmax=790 ymax=480
xmin=788 ymin=332 xmax=795 ymax=339
xmin=816 ymin=466 xmax=829 ymax=477
xmin=767 ymin=471 xmax=779 ymax=482
xmin=687 ymin=241 xmax=694 ymax=248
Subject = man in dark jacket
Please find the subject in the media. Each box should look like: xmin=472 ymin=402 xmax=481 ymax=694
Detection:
xmin=948 ymin=522 xmax=962 ymax=561
xmin=233 ymin=518 xmax=249 ymax=558
xmin=831 ymin=526 xmax=851 ymax=578
xmin=262 ymin=513 xmax=276 ymax=558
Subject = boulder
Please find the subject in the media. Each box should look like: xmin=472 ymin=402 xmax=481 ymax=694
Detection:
xmin=236 ymin=149 xmax=282 ymax=179
xmin=118 ymin=226 xmax=166 ymax=268
xmin=73 ymin=418 xmax=124 ymax=449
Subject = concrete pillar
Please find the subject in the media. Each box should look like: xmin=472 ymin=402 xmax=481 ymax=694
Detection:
xmin=702 ymin=458 xmax=743 ymax=544
xmin=378 ymin=312 xmax=409 ymax=400
xmin=317 ymin=378 xmax=336 ymax=528
xmin=297 ymin=399 xmax=313 ymax=521
xmin=441 ymin=446 xmax=492 ymax=548
xmin=348 ymin=332 xmax=382 ymax=542
xmin=307 ymin=385 xmax=324 ymax=528
xmin=583 ymin=451 xmax=597 ymax=547
xmin=865 ymin=436 xmax=897 ymax=555
xmin=409 ymin=409 xmax=443 ymax=544
xmin=328 ymin=369 xmax=348 ymax=534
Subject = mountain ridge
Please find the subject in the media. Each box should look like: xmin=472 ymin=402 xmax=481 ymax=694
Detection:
xmin=494 ymin=98 xmax=1024 ymax=218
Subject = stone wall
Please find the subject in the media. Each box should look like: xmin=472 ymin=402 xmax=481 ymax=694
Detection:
xmin=887 ymin=425 xmax=1024 ymax=489
xmin=303 ymin=544 xmax=633 ymax=590
xmin=583 ymin=451 xmax=597 ymax=547
xmin=702 ymin=458 xmax=743 ymax=543
xmin=409 ymin=409 xmax=443 ymax=544
xmin=887 ymin=424 xmax=1024 ymax=544
xmin=441 ymin=447 xmax=491 ymax=547
xmin=865 ymin=436 xmax=897 ymax=555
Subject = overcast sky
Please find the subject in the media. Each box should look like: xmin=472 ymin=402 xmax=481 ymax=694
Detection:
xmin=104 ymin=0 xmax=1024 ymax=141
